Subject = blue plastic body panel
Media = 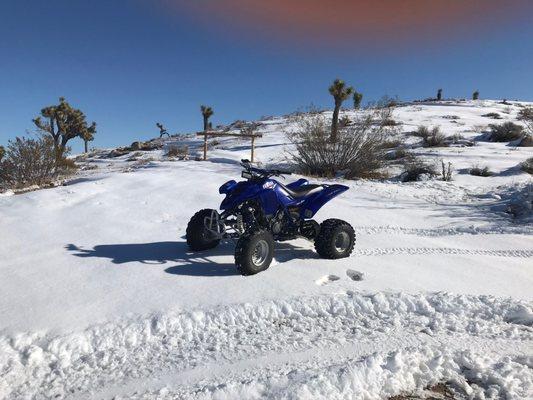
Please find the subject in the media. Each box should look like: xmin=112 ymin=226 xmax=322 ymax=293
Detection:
xmin=219 ymin=176 xmax=348 ymax=219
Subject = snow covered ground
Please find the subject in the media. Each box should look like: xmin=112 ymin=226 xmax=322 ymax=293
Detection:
xmin=0 ymin=100 xmax=532 ymax=399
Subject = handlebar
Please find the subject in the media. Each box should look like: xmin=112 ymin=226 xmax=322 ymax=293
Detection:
xmin=241 ymin=159 xmax=292 ymax=178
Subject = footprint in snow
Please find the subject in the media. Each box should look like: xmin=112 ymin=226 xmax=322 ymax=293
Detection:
xmin=315 ymin=275 xmax=340 ymax=286
xmin=346 ymin=269 xmax=364 ymax=281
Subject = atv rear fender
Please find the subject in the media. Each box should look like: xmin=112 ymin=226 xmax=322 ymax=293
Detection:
xmin=299 ymin=184 xmax=349 ymax=218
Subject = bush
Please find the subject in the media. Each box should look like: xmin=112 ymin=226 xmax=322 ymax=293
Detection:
xmin=415 ymin=125 xmax=447 ymax=147
xmin=482 ymin=112 xmax=501 ymax=119
xmin=166 ymin=145 xmax=189 ymax=159
xmin=488 ymin=122 xmax=524 ymax=142
xmin=287 ymin=112 xmax=388 ymax=179
xmin=400 ymin=159 xmax=438 ymax=182
xmin=385 ymin=147 xmax=409 ymax=160
xmin=338 ymin=115 xmax=352 ymax=127
xmin=521 ymin=157 xmax=533 ymax=174
xmin=381 ymin=118 xmax=399 ymax=127
xmin=0 ymin=136 xmax=62 ymax=190
xmin=469 ymin=165 xmax=493 ymax=177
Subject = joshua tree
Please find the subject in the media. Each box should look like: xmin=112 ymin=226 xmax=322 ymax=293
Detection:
xmin=518 ymin=107 xmax=533 ymax=134
xmin=0 ymin=145 xmax=4 ymax=161
xmin=156 ymin=122 xmax=170 ymax=138
xmin=33 ymin=97 xmax=96 ymax=158
xmin=80 ymin=126 xmax=96 ymax=153
xmin=437 ymin=89 xmax=443 ymax=101
xmin=473 ymin=90 xmax=480 ymax=100
xmin=329 ymin=79 xmax=354 ymax=141
xmin=353 ymin=90 xmax=363 ymax=109
xmin=200 ymin=105 xmax=214 ymax=131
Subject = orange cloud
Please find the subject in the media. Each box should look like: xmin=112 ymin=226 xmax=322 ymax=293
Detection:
xmin=164 ymin=0 xmax=532 ymax=48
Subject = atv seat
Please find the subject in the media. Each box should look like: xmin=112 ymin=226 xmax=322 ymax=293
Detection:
xmin=280 ymin=183 xmax=324 ymax=198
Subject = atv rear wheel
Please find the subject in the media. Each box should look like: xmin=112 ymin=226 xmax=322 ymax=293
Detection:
xmin=235 ymin=230 xmax=274 ymax=276
xmin=314 ymin=219 xmax=355 ymax=259
xmin=186 ymin=209 xmax=221 ymax=251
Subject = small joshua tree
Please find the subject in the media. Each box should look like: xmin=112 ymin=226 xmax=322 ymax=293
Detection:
xmin=200 ymin=105 xmax=214 ymax=131
xmin=329 ymin=78 xmax=354 ymax=141
xmin=437 ymin=89 xmax=443 ymax=101
xmin=156 ymin=122 xmax=170 ymax=138
xmin=33 ymin=97 xmax=96 ymax=158
xmin=473 ymin=90 xmax=480 ymax=100
xmin=518 ymin=107 xmax=533 ymax=134
xmin=80 ymin=126 xmax=95 ymax=153
xmin=353 ymin=90 xmax=363 ymax=110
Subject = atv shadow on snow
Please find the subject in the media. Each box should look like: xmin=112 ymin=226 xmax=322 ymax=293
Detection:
xmin=66 ymin=241 xmax=317 ymax=277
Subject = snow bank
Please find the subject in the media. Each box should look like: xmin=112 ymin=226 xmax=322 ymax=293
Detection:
xmin=126 ymin=348 xmax=532 ymax=400
xmin=1 ymin=292 xmax=531 ymax=399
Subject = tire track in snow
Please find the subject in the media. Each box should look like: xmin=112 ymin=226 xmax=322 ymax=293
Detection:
xmin=352 ymin=225 xmax=533 ymax=237
xmin=354 ymin=247 xmax=533 ymax=258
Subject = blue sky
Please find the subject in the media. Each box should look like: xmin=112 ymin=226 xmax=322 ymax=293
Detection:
xmin=0 ymin=0 xmax=532 ymax=152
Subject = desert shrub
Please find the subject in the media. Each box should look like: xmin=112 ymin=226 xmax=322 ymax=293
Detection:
xmin=166 ymin=144 xmax=189 ymax=159
xmin=0 ymin=136 xmax=64 ymax=189
xmin=482 ymin=112 xmax=501 ymax=119
xmin=385 ymin=147 xmax=409 ymax=160
xmin=400 ymin=159 xmax=438 ymax=182
xmin=415 ymin=125 xmax=447 ymax=147
xmin=381 ymin=118 xmax=399 ymax=126
xmin=473 ymin=90 xmax=479 ymax=100
xmin=287 ymin=112 xmax=387 ymax=179
xmin=521 ymin=157 xmax=533 ymax=174
xmin=488 ymin=122 xmax=524 ymax=142
xmin=57 ymin=157 xmax=79 ymax=172
xmin=442 ymin=115 xmax=460 ymax=120
xmin=380 ymin=138 xmax=403 ymax=149
xmin=469 ymin=165 xmax=493 ymax=177
xmin=338 ymin=115 xmax=352 ymax=127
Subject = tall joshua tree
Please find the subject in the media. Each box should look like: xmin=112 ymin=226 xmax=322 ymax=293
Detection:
xmin=437 ymin=89 xmax=443 ymax=101
xmin=353 ymin=90 xmax=363 ymax=109
xmin=473 ymin=90 xmax=480 ymax=100
xmin=200 ymin=105 xmax=214 ymax=131
xmin=33 ymin=97 xmax=96 ymax=157
xmin=329 ymin=79 xmax=354 ymax=141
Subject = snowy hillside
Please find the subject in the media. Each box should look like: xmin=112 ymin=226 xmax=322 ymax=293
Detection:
xmin=0 ymin=100 xmax=532 ymax=399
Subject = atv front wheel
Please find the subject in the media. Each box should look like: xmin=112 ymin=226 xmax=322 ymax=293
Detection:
xmin=186 ymin=209 xmax=221 ymax=251
xmin=235 ymin=230 xmax=274 ymax=275
xmin=315 ymin=219 xmax=355 ymax=259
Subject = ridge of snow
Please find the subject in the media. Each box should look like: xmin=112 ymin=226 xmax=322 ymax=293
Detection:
xmin=1 ymin=291 xmax=532 ymax=398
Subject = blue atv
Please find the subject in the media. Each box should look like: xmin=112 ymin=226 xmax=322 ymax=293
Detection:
xmin=186 ymin=160 xmax=355 ymax=275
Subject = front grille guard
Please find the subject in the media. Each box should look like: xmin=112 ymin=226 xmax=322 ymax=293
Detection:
xmin=204 ymin=210 xmax=243 ymax=240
